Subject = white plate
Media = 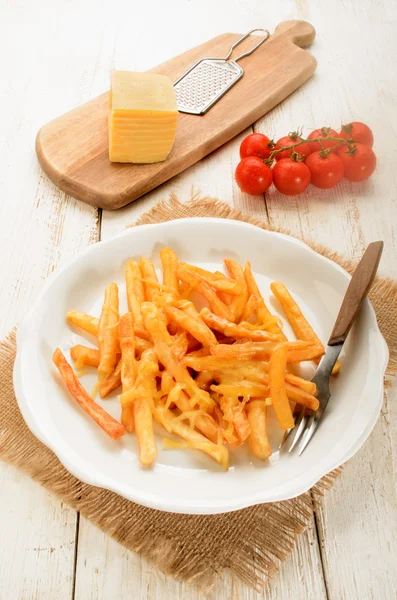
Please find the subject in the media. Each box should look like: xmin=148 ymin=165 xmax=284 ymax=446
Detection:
xmin=14 ymin=218 xmax=388 ymax=514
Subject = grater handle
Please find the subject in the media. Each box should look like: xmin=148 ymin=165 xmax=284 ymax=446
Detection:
xmin=224 ymin=29 xmax=270 ymax=63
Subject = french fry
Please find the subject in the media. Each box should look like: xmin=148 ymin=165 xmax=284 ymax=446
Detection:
xmin=241 ymin=294 xmax=258 ymax=323
xmin=53 ymin=348 xmax=125 ymax=440
xmin=200 ymin=308 xmax=282 ymax=342
xmin=70 ymin=345 xmax=100 ymax=368
xmin=269 ymin=344 xmax=294 ymax=430
xmin=178 ymin=262 xmax=243 ymax=295
xmin=284 ymin=373 xmax=316 ymax=395
xmin=160 ymin=247 xmax=179 ymax=298
xmin=175 ymin=299 xmax=200 ymax=317
xmin=98 ymin=283 xmax=119 ymax=380
xmin=141 ymin=302 xmax=215 ymax=413
xmin=223 ymin=259 xmax=248 ymax=322
xmin=270 ymin=281 xmax=340 ymax=374
xmin=183 ymin=355 xmax=265 ymax=371
xmin=244 ymin=262 xmax=286 ymax=338
xmin=177 ymin=264 xmax=234 ymax=320
xmin=135 ymin=336 xmax=152 ymax=355
xmin=67 ymin=311 xmax=99 ymax=337
xmin=219 ymin=397 xmax=250 ymax=445
xmin=168 ymin=384 xmax=219 ymax=443
xmin=194 ymin=370 xmax=214 ymax=390
xmin=270 ymin=282 xmax=324 ymax=348
xmin=284 ymin=383 xmax=319 ymax=411
xmin=286 ymin=345 xmax=324 ymax=363
xmin=99 ymin=358 xmax=122 ymax=398
xmin=160 ymin=371 xmax=175 ymax=397
xmin=125 ymin=259 xmax=145 ymax=333
xmin=119 ymin=313 xmax=137 ymax=432
xmin=154 ymin=403 xmax=229 ymax=469
xmin=170 ymin=330 xmax=189 ymax=361
xmin=134 ymin=395 xmax=157 ymax=466
xmin=140 ymin=258 xmax=160 ymax=302
xmin=210 ymin=340 xmax=311 ymax=360
xmin=120 ymin=348 xmax=158 ymax=465
xmin=164 ymin=305 xmax=218 ymax=348
xmin=212 ymin=382 xmax=269 ymax=398
xmin=246 ymin=400 xmax=272 ymax=460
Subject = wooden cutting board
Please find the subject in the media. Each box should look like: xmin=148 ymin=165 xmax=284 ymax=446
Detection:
xmin=36 ymin=20 xmax=316 ymax=210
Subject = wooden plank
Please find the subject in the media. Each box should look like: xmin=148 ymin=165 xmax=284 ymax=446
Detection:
xmin=36 ymin=21 xmax=316 ymax=210
xmin=0 ymin=464 xmax=77 ymax=600
xmin=0 ymin=1 xmax=100 ymax=597
xmin=251 ymin=1 xmax=397 ymax=598
xmin=74 ymin=516 xmax=326 ymax=600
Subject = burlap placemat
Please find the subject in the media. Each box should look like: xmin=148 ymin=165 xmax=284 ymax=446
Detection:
xmin=1 ymin=196 xmax=396 ymax=593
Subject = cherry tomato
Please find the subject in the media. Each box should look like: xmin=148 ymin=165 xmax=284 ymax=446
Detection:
xmin=235 ymin=157 xmax=273 ymax=195
xmin=308 ymin=127 xmax=340 ymax=152
xmin=240 ymin=133 xmax=273 ymax=159
xmin=305 ymin=151 xmax=344 ymax=189
xmin=272 ymin=158 xmax=311 ymax=196
xmin=274 ymin=134 xmax=312 ymax=161
xmin=339 ymin=122 xmax=374 ymax=148
xmin=338 ymin=143 xmax=376 ymax=182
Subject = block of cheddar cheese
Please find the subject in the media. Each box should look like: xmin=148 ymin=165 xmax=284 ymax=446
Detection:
xmin=109 ymin=71 xmax=178 ymax=164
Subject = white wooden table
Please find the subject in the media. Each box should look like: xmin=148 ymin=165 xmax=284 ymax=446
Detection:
xmin=1 ymin=1 xmax=396 ymax=598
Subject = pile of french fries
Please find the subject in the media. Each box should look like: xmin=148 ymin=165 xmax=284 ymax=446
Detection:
xmin=53 ymin=248 xmax=338 ymax=470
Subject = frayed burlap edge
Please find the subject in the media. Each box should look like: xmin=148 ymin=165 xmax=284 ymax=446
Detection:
xmin=0 ymin=194 xmax=395 ymax=593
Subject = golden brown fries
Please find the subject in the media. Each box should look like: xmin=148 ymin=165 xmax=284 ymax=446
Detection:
xmin=177 ymin=263 xmax=234 ymax=320
xmin=53 ymin=348 xmax=125 ymax=439
xmin=67 ymin=311 xmax=99 ymax=337
xmin=178 ymin=262 xmax=243 ymax=295
xmin=120 ymin=348 xmax=158 ymax=466
xmin=140 ymin=258 xmax=160 ymax=303
xmin=164 ymin=305 xmax=218 ymax=348
xmin=269 ymin=344 xmax=294 ymax=430
xmin=119 ymin=313 xmax=137 ymax=432
xmin=160 ymin=247 xmax=179 ymax=299
xmin=270 ymin=281 xmax=340 ymax=375
xmin=170 ymin=330 xmax=189 ymax=361
xmin=98 ymin=283 xmax=119 ymax=380
xmin=58 ymin=247 xmax=338 ymax=470
xmin=200 ymin=308 xmax=282 ymax=342
xmin=224 ymin=259 xmax=248 ymax=322
xmin=99 ymin=358 xmax=122 ymax=398
xmin=70 ymin=345 xmax=100 ymax=369
xmin=246 ymin=400 xmax=272 ymax=460
xmin=155 ymin=403 xmax=229 ymax=469
xmin=270 ymin=282 xmax=324 ymax=349
xmin=244 ymin=262 xmax=286 ymax=338
xmin=126 ymin=260 xmax=145 ymax=333
xmin=209 ymin=340 xmax=311 ymax=360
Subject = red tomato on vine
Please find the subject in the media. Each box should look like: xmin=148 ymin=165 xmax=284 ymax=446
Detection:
xmin=337 ymin=144 xmax=376 ymax=182
xmin=235 ymin=157 xmax=273 ymax=195
xmin=339 ymin=122 xmax=374 ymax=148
xmin=308 ymin=127 xmax=340 ymax=152
xmin=272 ymin=158 xmax=311 ymax=196
xmin=239 ymin=133 xmax=273 ymax=160
xmin=305 ymin=151 xmax=344 ymax=189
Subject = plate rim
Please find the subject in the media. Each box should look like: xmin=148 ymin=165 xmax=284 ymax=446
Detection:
xmin=13 ymin=217 xmax=389 ymax=514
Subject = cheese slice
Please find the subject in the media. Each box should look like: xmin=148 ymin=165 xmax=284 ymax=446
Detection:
xmin=109 ymin=71 xmax=178 ymax=163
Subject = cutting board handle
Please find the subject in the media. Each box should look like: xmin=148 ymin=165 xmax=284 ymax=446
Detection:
xmin=273 ymin=20 xmax=316 ymax=47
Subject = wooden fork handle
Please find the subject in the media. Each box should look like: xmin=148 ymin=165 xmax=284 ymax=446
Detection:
xmin=328 ymin=241 xmax=384 ymax=346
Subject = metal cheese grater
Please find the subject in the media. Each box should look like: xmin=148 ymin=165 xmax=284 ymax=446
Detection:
xmin=174 ymin=29 xmax=270 ymax=115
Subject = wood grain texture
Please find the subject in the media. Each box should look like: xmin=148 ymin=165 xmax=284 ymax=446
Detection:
xmin=36 ymin=20 xmax=316 ymax=210
xmin=1 ymin=0 xmax=397 ymax=598
xmin=328 ymin=241 xmax=383 ymax=345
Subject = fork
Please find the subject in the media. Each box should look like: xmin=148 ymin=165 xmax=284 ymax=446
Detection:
xmin=283 ymin=241 xmax=384 ymax=455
